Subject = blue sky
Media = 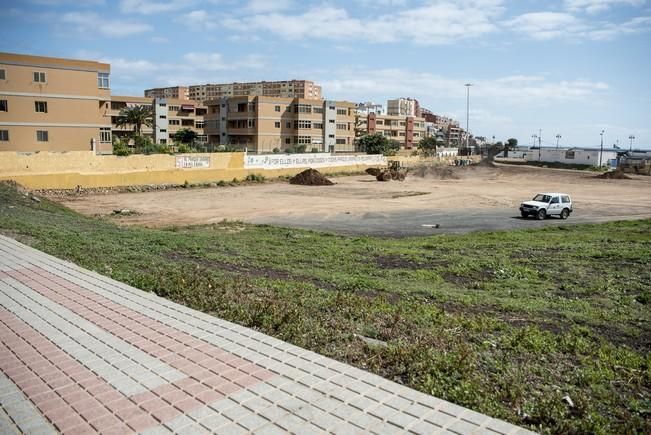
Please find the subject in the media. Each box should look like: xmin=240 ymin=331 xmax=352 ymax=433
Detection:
xmin=1 ymin=0 xmax=650 ymax=148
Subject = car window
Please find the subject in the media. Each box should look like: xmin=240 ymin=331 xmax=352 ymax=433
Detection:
xmin=533 ymin=194 xmax=551 ymax=202
xmin=551 ymin=197 xmax=560 ymax=204
xmin=562 ymin=195 xmax=570 ymax=203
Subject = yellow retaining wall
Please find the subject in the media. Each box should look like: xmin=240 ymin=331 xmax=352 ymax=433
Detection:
xmin=0 ymin=151 xmax=380 ymax=190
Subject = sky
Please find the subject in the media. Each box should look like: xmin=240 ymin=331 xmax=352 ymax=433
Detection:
xmin=1 ymin=0 xmax=650 ymax=149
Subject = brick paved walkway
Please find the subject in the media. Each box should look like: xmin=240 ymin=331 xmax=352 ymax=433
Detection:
xmin=0 ymin=235 xmax=535 ymax=434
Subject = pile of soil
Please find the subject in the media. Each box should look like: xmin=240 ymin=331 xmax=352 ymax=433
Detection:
xmin=477 ymin=157 xmax=497 ymax=167
xmin=595 ymin=170 xmax=631 ymax=180
xmin=289 ymin=169 xmax=334 ymax=186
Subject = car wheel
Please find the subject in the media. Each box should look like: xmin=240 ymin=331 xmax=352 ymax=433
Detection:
xmin=536 ymin=209 xmax=546 ymax=220
xmin=560 ymin=208 xmax=569 ymax=219
xmin=521 ymin=211 xmax=528 ymax=218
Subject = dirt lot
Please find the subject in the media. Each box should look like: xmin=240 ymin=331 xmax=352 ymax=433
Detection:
xmin=56 ymin=164 xmax=651 ymax=236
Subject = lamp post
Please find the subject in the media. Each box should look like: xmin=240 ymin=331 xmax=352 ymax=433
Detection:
xmin=464 ymin=83 xmax=472 ymax=156
xmin=629 ymin=134 xmax=636 ymax=152
xmin=532 ymin=134 xmax=538 ymax=161
xmin=556 ymin=134 xmax=561 ymax=149
xmin=599 ymin=129 xmax=605 ymax=167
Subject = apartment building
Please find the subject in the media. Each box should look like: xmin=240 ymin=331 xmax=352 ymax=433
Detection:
xmin=204 ymin=96 xmax=356 ymax=153
xmin=421 ymin=109 xmax=462 ymax=146
xmin=387 ymin=98 xmax=420 ymax=117
xmin=189 ymin=80 xmax=322 ymax=104
xmin=356 ymin=101 xmax=384 ymax=115
xmin=109 ymin=96 xmax=206 ymax=145
xmin=0 ymin=52 xmax=112 ymax=153
xmin=356 ymin=113 xmax=426 ymax=149
xmin=143 ymin=86 xmax=189 ymax=100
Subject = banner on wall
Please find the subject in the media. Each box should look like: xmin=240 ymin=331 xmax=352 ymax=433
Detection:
xmin=244 ymin=153 xmax=386 ymax=170
xmin=175 ymin=155 xmax=210 ymax=168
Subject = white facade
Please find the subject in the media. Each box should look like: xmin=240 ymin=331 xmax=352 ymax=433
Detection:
xmin=387 ymin=98 xmax=417 ymax=116
xmin=356 ymin=102 xmax=384 ymax=115
xmin=508 ymin=147 xmax=619 ymax=167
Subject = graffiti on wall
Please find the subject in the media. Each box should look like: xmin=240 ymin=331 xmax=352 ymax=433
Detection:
xmin=245 ymin=153 xmax=386 ymax=169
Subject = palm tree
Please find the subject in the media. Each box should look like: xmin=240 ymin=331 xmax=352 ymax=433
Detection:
xmin=115 ymin=105 xmax=154 ymax=137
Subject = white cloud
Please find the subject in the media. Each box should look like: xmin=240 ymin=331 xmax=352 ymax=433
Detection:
xmin=563 ymin=0 xmax=645 ymax=14
xmin=181 ymin=10 xmax=216 ymax=30
xmin=505 ymin=10 xmax=651 ymax=40
xmin=61 ymin=12 xmax=152 ymax=37
xmin=119 ymin=0 xmax=192 ymax=15
xmin=245 ymin=0 xmax=293 ymax=13
xmin=224 ymin=1 xmax=505 ymax=45
xmin=319 ymin=68 xmax=609 ymax=103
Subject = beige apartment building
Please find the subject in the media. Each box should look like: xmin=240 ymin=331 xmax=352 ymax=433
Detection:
xmin=356 ymin=113 xmax=426 ymax=149
xmin=204 ymin=96 xmax=355 ymax=153
xmin=0 ymin=52 xmax=112 ymax=153
xmin=189 ymin=80 xmax=322 ymax=104
xmin=143 ymin=86 xmax=189 ymax=100
xmin=109 ymin=96 xmax=207 ymax=145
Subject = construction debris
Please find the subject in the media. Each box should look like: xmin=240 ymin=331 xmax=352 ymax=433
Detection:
xmin=289 ymin=169 xmax=334 ymax=186
xmin=595 ymin=170 xmax=631 ymax=180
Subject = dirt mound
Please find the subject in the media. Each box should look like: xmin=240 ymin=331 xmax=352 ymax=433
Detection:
xmin=289 ymin=169 xmax=334 ymax=186
xmin=595 ymin=170 xmax=631 ymax=180
xmin=410 ymin=165 xmax=459 ymax=180
xmin=477 ymin=158 xmax=497 ymax=167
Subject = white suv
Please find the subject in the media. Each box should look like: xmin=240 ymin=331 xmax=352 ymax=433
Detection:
xmin=520 ymin=193 xmax=573 ymax=220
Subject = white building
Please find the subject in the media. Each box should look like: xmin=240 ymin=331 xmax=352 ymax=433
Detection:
xmin=356 ymin=102 xmax=384 ymax=115
xmin=505 ymin=147 xmax=620 ymax=167
xmin=387 ymin=98 xmax=418 ymax=116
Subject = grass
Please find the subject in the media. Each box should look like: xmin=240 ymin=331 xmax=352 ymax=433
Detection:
xmin=1 ymin=182 xmax=649 ymax=434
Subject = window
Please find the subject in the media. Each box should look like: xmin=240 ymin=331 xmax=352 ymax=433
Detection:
xmin=97 ymin=72 xmax=109 ymax=89
xmin=313 ymin=107 xmax=323 ymax=114
xmin=275 ymin=105 xmax=281 ymax=112
xmin=0 ymin=130 xmax=8 ymax=141
xmin=561 ymin=195 xmax=571 ymax=203
xmin=34 ymin=101 xmax=48 ymax=113
xmin=195 ymin=121 xmax=204 ymax=128
xmin=328 ymin=119 xmax=335 ymax=124
xmin=159 ymin=115 xmax=166 ymax=119
xmin=565 ymin=151 xmax=575 ymax=159
xmin=248 ymin=102 xmax=256 ymax=112
xmin=294 ymin=104 xmax=311 ymax=113
xmin=336 ymin=138 xmax=346 ymax=144
xmin=551 ymin=197 xmax=560 ymax=204
xmin=99 ymin=128 xmax=111 ymax=143
xmin=0 ymin=100 xmax=7 ymax=112
xmin=336 ymin=109 xmax=347 ymax=116
xmin=329 ymin=106 xmax=336 ymax=110
xmin=169 ymin=105 xmax=180 ymax=111
xmin=0 ymin=69 xmax=5 ymax=80
xmin=169 ymin=119 xmax=180 ymax=125
xmin=36 ymin=130 xmax=48 ymax=142
xmin=159 ymin=103 xmax=166 ymax=107
xmin=313 ymin=122 xmax=323 ymax=129
xmin=336 ymin=123 xmax=347 ymax=130
xmin=275 ymin=121 xmax=281 ymax=128
xmin=399 ymin=121 xmax=406 ymax=126
xmin=296 ymin=120 xmax=311 ymax=129
xmin=160 ymin=139 xmax=167 ymax=144
xmin=376 ymin=120 xmax=384 ymax=125
xmin=328 ymin=134 xmax=335 ymax=138
xmin=285 ymin=121 xmax=291 ymax=128
xmin=298 ymin=136 xmax=311 ymax=144
xmin=248 ymin=119 xmax=256 ymax=128
xmin=285 ymin=138 xmax=291 ymax=145
xmin=33 ymin=71 xmax=46 ymax=83
xmin=160 ymin=129 xmax=167 ymax=133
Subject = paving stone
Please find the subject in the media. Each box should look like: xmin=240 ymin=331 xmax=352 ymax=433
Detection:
xmin=0 ymin=236 xmax=535 ymax=435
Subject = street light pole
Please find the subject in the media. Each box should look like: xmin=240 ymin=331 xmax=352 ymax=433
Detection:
xmin=599 ymin=129 xmax=605 ymax=167
xmin=629 ymin=134 xmax=636 ymax=152
xmin=532 ymin=134 xmax=538 ymax=161
xmin=556 ymin=134 xmax=561 ymax=149
xmin=465 ymin=83 xmax=472 ymax=157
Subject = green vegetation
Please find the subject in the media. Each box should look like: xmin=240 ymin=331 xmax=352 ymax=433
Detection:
xmin=417 ymin=136 xmax=441 ymax=156
xmin=359 ymin=133 xmax=400 ymax=156
xmin=0 ymin=182 xmax=648 ymax=434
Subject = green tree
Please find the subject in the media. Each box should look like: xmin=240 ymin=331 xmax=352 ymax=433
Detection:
xmin=417 ymin=137 xmax=439 ymax=156
xmin=173 ymin=128 xmax=198 ymax=145
xmin=358 ymin=133 xmax=392 ymax=155
xmin=507 ymin=138 xmax=518 ymax=149
xmin=115 ymin=105 xmax=153 ymax=137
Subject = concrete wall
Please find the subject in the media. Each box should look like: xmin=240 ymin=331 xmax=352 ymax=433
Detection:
xmin=0 ymin=151 xmax=385 ymax=190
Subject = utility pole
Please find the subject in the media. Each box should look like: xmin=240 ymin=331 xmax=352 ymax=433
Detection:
xmin=556 ymin=134 xmax=561 ymax=149
xmin=599 ymin=129 xmax=605 ymax=167
xmin=464 ymin=83 xmax=472 ymax=157
xmin=532 ymin=134 xmax=538 ymax=161
xmin=538 ymin=129 xmax=542 ymax=161
xmin=629 ymin=134 xmax=635 ymax=152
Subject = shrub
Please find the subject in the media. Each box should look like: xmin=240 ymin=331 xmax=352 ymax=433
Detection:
xmin=273 ymin=147 xmax=281 ymax=154
xmin=112 ymin=140 xmax=130 ymax=156
xmin=177 ymin=143 xmax=191 ymax=153
xmin=310 ymin=147 xmax=319 ymax=153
